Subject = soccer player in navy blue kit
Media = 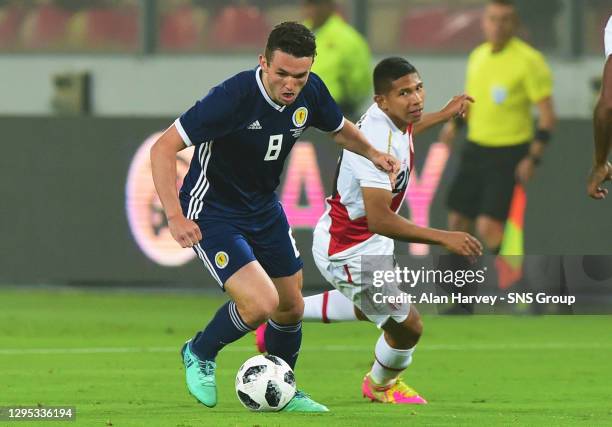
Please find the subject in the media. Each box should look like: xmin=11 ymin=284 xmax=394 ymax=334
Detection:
xmin=150 ymin=22 xmax=398 ymax=412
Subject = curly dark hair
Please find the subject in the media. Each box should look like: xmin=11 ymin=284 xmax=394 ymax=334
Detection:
xmin=265 ymin=22 xmax=317 ymax=62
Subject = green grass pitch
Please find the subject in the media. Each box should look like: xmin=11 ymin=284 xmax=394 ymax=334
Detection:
xmin=1 ymin=288 xmax=610 ymax=426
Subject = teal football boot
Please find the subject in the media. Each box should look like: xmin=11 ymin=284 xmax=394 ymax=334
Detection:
xmin=180 ymin=339 xmax=217 ymax=407
xmin=281 ymin=390 xmax=329 ymax=412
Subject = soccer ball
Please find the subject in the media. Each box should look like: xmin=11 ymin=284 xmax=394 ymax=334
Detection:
xmin=235 ymin=354 xmax=296 ymax=411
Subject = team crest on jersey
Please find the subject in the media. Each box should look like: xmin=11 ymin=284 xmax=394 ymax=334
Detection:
xmin=491 ymin=86 xmax=508 ymax=105
xmin=215 ymin=251 xmax=229 ymax=269
xmin=292 ymin=107 xmax=308 ymax=128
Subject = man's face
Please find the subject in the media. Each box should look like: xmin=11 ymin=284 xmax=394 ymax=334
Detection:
xmin=482 ymin=3 xmax=517 ymax=46
xmin=376 ymin=73 xmax=425 ymax=130
xmin=303 ymin=2 xmax=334 ymax=29
xmin=259 ymin=50 xmax=313 ymax=105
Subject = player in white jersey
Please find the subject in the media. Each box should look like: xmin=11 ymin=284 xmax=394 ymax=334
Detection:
xmin=312 ymin=57 xmax=482 ymax=404
xmin=257 ymin=57 xmax=483 ymax=403
xmin=588 ymin=14 xmax=612 ymax=199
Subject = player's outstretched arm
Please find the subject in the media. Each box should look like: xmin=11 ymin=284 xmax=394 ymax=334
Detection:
xmin=588 ymin=56 xmax=612 ymax=199
xmin=413 ymin=94 xmax=474 ymax=136
xmin=333 ymin=119 xmax=400 ymax=177
xmin=362 ymin=187 xmax=483 ymax=257
xmin=515 ymin=96 xmax=556 ymax=184
xmin=150 ymin=125 xmax=202 ymax=248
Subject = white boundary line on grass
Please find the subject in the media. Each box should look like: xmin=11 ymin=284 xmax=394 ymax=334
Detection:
xmin=0 ymin=342 xmax=610 ymax=355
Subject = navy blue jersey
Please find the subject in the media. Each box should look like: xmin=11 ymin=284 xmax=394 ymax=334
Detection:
xmin=176 ymin=66 xmax=344 ymax=219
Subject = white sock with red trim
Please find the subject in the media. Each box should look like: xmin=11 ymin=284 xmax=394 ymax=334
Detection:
xmin=302 ymin=292 xmax=324 ymax=321
xmin=303 ymin=290 xmax=357 ymax=322
xmin=369 ymin=333 xmax=414 ymax=386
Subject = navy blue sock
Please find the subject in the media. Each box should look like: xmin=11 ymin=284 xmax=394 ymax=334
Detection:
xmin=264 ymin=319 xmax=302 ymax=370
xmin=191 ymin=301 xmax=254 ymax=361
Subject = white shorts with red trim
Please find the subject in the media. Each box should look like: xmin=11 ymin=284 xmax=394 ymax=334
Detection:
xmin=312 ymin=228 xmax=410 ymax=328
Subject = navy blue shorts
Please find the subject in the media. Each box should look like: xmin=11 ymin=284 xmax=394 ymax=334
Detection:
xmin=185 ymin=202 xmax=303 ymax=289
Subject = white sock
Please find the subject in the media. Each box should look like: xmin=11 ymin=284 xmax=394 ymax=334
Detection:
xmin=370 ymin=333 xmax=414 ymax=386
xmin=303 ymin=290 xmax=357 ymax=322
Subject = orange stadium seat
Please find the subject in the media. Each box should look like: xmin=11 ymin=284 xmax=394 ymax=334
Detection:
xmin=86 ymin=8 xmax=122 ymax=48
xmin=160 ymin=4 xmax=207 ymax=51
xmin=400 ymin=6 xmax=483 ymax=51
xmin=20 ymin=3 xmax=71 ymax=49
xmin=0 ymin=3 xmax=25 ymax=49
xmin=67 ymin=5 xmax=138 ymax=51
xmin=113 ymin=5 xmax=138 ymax=48
xmin=211 ymin=5 xmax=270 ymax=49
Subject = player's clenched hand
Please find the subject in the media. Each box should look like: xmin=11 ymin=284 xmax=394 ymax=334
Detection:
xmin=515 ymin=156 xmax=537 ymax=184
xmin=442 ymin=231 xmax=483 ymax=258
xmin=371 ymin=150 xmax=400 ymax=186
xmin=587 ymin=161 xmax=612 ymax=200
xmin=168 ymin=215 xmax=202 ymax=248
xmin=441 ymin=94 xmax=474 ymax=119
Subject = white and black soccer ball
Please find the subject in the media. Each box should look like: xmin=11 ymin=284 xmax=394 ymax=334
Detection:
xmin=235 ymin=354 xmax=296 ymax=411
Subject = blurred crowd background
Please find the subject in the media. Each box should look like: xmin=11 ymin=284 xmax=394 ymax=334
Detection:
xmin=0 ymin=0 xmax=609 ymax=54
xmin=0 ymin=0 xmax=609 ymax=119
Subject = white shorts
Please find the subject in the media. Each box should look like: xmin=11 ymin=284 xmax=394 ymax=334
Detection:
xmin=312 ymin=245 xmax=410 ymax=328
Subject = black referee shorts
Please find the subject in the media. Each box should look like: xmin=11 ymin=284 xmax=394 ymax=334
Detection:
xmin=447 ymin=140 xmax=529 ymax=221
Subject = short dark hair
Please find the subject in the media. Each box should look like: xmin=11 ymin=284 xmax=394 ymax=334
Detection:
xmin=373 ymin=57 xmax=418 ymax=95
xmin=265 ymin=22 xmax=317 ymax=62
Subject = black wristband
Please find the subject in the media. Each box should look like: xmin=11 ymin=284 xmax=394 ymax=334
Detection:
xmin=453 ymin=115 xmax=466 ymax=129
xmin=535 ymin=129 xmax=551 ymax=143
